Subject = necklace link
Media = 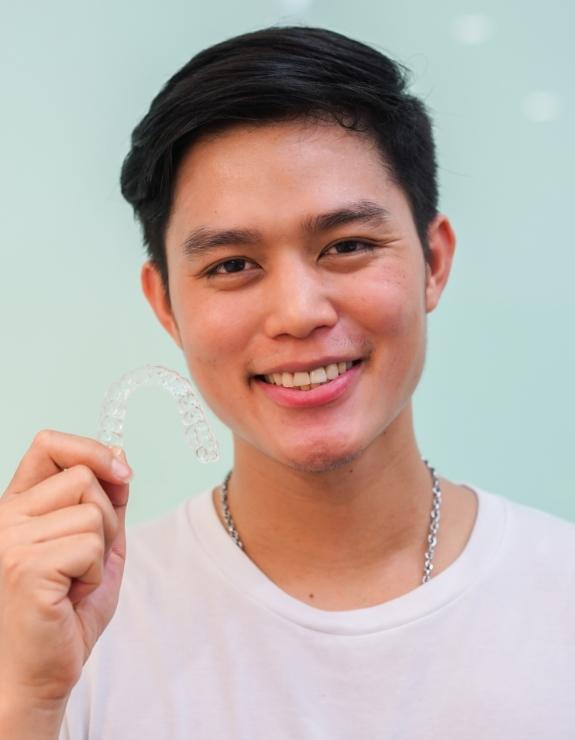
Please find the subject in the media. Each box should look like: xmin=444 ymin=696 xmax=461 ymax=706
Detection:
xmin=220 ymin=458 xmax=442 ymax=585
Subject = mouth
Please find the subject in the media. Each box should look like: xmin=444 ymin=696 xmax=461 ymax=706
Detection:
xmin=254 ymin=358 xmax=363 ymax=392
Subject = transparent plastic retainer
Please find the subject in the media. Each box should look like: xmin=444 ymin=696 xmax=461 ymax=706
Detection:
xmin=97 ymin=365 xmax=220 ymax=463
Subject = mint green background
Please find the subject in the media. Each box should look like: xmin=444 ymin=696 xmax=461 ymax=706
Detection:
xmin=1 ymin=0 xmax=573 ymax=525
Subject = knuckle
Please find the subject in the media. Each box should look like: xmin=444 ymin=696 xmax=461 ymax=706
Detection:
xmin=82 ymin=502 xmax=104 ymax=530
xmin=86 ymin=531 xmax=105 ymax=559
xmin=0 ymin=544 xmax=26 ymax=584
xmin=32 ymin=428 xmax=56 ymax=448
xmin=70 ymin=464 xmax=96 ymax=488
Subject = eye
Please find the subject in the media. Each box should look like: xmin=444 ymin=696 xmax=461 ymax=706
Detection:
xmin=203 ymin=240 xmax=377 ymax=278
xmin=326 ymin=239 xmax=377 ymax=256
xmin=205 ymin=258 xmax=255 ymax=277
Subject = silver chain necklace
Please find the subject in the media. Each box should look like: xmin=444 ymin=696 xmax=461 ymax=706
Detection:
xmin=219 ymin=457 xmax=442 ymax=585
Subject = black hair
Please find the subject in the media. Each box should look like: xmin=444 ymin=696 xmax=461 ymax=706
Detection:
xmin=120 ymin=26 xmax=439 ymax=298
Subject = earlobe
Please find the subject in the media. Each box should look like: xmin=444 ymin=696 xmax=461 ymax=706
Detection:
xmin=424 ymin=214 xmax=456 ymax=314
xmin=140 ymin=261 xmax=183 ymax=348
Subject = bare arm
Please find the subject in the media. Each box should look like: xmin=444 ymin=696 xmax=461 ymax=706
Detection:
xmin=0 ymin=429 xmax=133 ymax=739
xmin=0 ymin=693 xmax=68 ymax=740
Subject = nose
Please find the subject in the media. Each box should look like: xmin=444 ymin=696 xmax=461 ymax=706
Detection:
xmin=262 ymin=257 xmax=338 ymax=339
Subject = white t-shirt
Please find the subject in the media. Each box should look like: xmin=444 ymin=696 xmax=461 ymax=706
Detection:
xmin=60 ymin=482 xmax=575 ymax=739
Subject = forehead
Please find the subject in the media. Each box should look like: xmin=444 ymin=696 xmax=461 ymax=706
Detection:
xmin=174 ymin=118 xmax=392 ymax=193
xmin=165 ymin=119 xmax=407 ymax=248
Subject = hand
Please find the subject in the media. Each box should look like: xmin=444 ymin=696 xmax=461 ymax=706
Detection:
xmin=0 ymin=429 xmax=133 ymax=705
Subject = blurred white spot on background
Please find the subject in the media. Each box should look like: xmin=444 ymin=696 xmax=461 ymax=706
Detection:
xmin=278 ymin=0 xmax=313 ymax=12
xmin=522 ymin=91 xmax=562 ymax=122
xmin=451 ymin=14 xmax=494 ymax=45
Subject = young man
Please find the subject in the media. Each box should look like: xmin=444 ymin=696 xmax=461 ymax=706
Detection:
xmin=1 ymin=26 xmax=573 ymax=740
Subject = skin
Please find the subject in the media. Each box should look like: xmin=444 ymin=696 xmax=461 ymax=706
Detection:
xmin=141 ymin=118 xmax=478 ymax=610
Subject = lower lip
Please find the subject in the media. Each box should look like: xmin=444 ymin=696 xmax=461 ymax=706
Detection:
xmin=253 ymin=361 xmax=364 ymax=408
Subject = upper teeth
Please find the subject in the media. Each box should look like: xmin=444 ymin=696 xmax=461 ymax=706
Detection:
xmin=264 ymin=361 xmax=354 ymax=388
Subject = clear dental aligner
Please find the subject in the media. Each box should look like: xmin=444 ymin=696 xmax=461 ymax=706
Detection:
xmin=97 ymin=365 xmax=220 ymax=463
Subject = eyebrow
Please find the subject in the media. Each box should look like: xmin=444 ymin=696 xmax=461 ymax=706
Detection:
xmin=180 ymin=199 xmax=392 ymax=261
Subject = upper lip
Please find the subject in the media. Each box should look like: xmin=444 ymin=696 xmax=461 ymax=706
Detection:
xmin=254 ymin=356 xmax=363 ymax=376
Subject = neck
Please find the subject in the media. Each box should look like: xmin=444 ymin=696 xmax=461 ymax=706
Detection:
xmin=216 ymin=406 xmax=437 ymax=589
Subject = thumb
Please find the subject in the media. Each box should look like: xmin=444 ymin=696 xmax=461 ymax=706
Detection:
xmin=99 ymin=446 xmax=131 ymax=521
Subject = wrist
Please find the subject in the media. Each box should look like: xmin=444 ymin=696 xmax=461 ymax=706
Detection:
xmin=0 ymin=693 xmax=68 ymax=740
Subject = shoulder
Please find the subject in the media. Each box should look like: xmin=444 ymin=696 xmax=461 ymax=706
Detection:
xmin=502 ymin=493 xmax=575 ymax=543
xmin=487 ymin=489 xmax=575 ymax=585
xmin=467 ymin=481 xmax=575 ymax=545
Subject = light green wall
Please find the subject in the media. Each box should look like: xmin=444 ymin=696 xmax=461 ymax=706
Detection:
xmin=1 ymin=0 xmax=573 ymax=525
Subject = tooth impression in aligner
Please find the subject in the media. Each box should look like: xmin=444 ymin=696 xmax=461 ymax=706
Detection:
xmin=97 ymin=365 xmax=220 ymax=463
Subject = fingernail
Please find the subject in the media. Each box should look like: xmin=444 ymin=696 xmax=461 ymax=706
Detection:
xmin=109 ymin=447 xmax=132 ymax=480
xmin=111 ymin=458 xmax=133 ymax=481
xmin=110 ymin=446 xmax=134 ymax=481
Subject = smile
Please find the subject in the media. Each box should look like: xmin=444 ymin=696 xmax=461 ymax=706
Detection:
xmin=254 ymin=360 xmax=364 ymax=408
xmin=256 ymin=359 xmax=361 ymax=391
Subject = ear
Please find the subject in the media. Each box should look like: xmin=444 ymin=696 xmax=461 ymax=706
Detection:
xmin=424 ymin=213 xmax=457 ymax=314
xmin=140 ymin=261 xmax=183 ymax=348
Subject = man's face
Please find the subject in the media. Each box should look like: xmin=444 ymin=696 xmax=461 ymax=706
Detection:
xmin=145 ymin=119 xmax=454 ymax=473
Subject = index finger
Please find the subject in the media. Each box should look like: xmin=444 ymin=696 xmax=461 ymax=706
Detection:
xmin=4 ymin=429 xmax=133 ymax=499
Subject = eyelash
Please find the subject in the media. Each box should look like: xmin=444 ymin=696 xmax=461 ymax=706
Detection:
xmin=204 ymin=240 xmax=378 ymax=278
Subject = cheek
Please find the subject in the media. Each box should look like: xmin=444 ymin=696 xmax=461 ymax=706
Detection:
xmin=359 ymin=271 xmax=427 ymax=397
xmin=377 ymin=276 xmax=427 ymax=397
xmin=176 ymin=292 xmax=247 ymax=361
xmin=360 ymin=271 xmax=423 ymax=339
xmin=176 ymin=296 xmax=255 ymax=408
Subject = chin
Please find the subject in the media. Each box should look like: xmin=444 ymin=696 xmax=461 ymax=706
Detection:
xmin=279 ymin=438 xmax=368 ymax=475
